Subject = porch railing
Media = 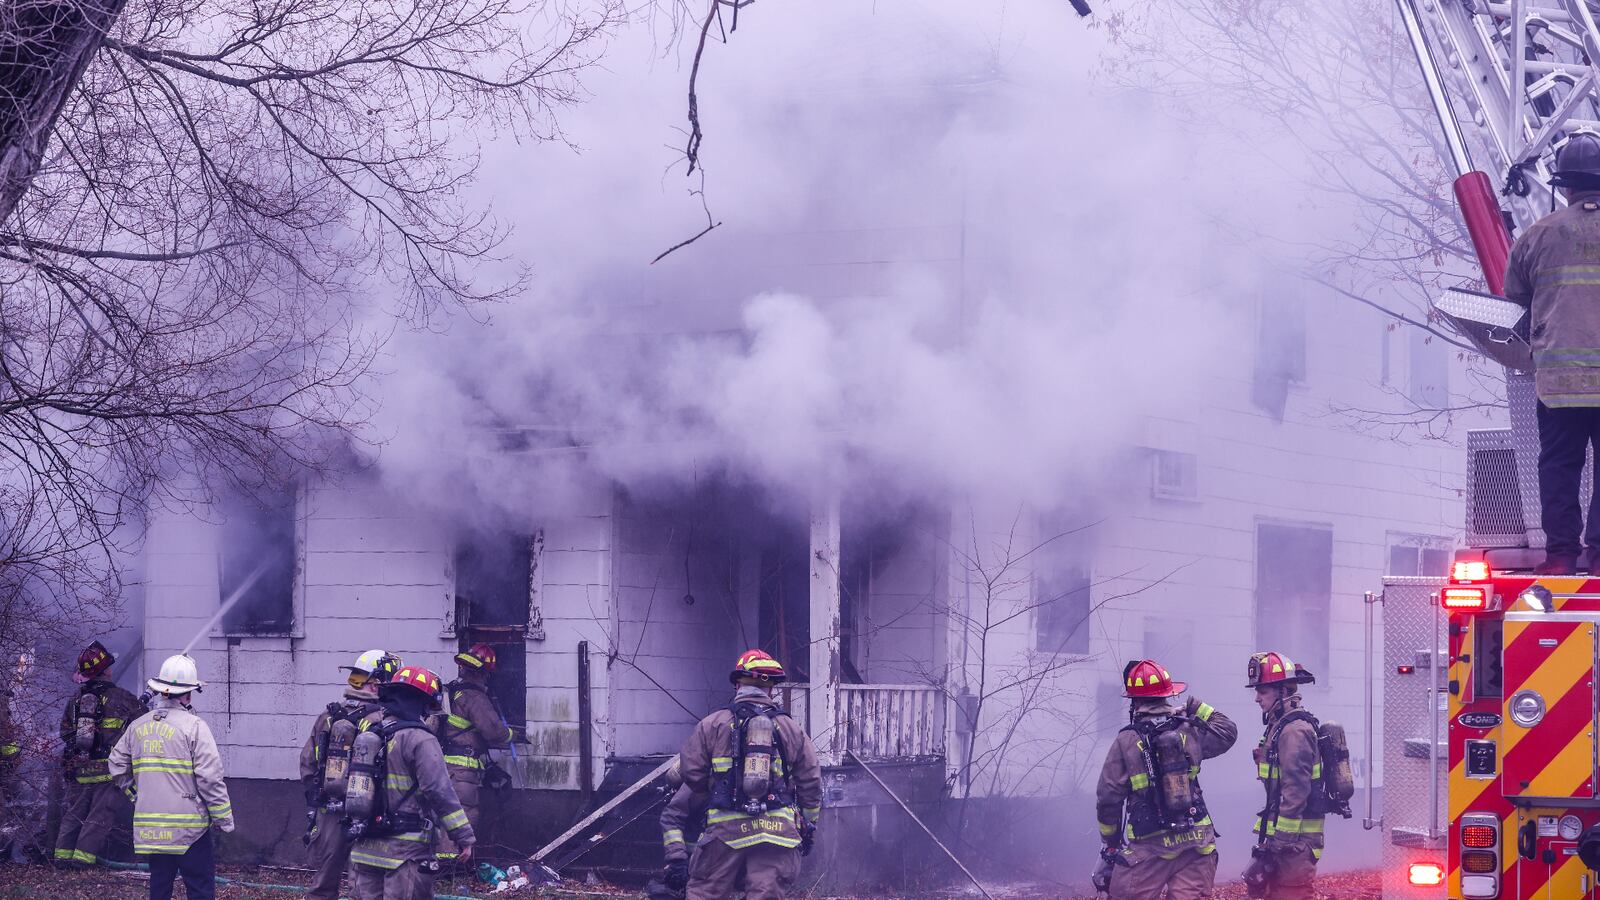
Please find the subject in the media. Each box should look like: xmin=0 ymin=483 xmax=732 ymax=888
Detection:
xmin=776 ymin=683 xmax=945 ymax=760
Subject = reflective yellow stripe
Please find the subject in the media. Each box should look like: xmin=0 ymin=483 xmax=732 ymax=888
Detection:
xmin=72 ymin=850 xmax=97 ymax=864
xmin=725 ymin=832 xmax=802 ymax=850
xmin=1276 ymin=816 xmax=1324 ymax=834
xmin=0 ymin=743 xmax=18 ymax=757
xmin=1098 ymin=822 xmax=1117 ymax=836
xmin=437 ymin=852 xmax=460 ymax=860
xmin=1188 ymin=765 xmax=1200 ymax=777
xmin=1197 ymin=843 xmax=1217 ymax=856
xmin=1311 ymin=763 xmax=1322 ymax=779
xmin=386 ymin=774 xmax=415 ymax=789
xmin=664 ymin=828 xmax=685 ymax=847
xmin=447 ymin=714 xmax=472 ymax=730
xmin=442 ymin=809 xmax=469 ymax=830
xmin=351 ymin=850 xmax=406 ymax=870
xmin=133 ymin=760 xmax=195 ymax=772
xmin=802 ymin=807 xmax=820 ymax=823
xmin=1195 ymin=703 xmax=1214 ymax=722
xmin=135 ymin=813 xmax=207 ymax=824
xmin=136 ymin=846 xmax=191 ymax=855
xmin=443 ymin=755 xmax=482 ymax=769
xmin=711 ymin=757 xmax=733 ymax=772
xmin=100 ymin=718 xmax=125 ymax=729
xmin=75 ymin=774 xmax=113 ymax=784
xmin=1257 ymin=763 xmax=1272 ymax=779
xmin=1129 ymin=773 xmax=1150 ymax=790
xmin=207 ymin=804 xmax=231 ymax=818
xmin=54 ymin=849 xmax=74 ymax=860
xmin=394 ymin=832 xmax=431 ymax=843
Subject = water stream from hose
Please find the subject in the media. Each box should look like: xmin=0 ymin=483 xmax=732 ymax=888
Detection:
xmin=180 ymin=560 xmax=272 ymax=655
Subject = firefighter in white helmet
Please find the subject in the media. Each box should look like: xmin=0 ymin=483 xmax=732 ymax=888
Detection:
xmin=1093 ymin=660 xmax=1237 ymax=899
xmin=300 ymin=649 xmax=398 ymax=899
xmin=108 ymin=654 xmax=234 ymax=900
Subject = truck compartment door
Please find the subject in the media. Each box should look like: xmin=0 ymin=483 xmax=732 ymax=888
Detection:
xmin=1501 ymin=617 xmax=1597 ymax=801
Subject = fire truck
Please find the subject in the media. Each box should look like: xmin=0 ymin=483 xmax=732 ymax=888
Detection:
xmin=1376 ymin=1 xmax=1600 ymax=898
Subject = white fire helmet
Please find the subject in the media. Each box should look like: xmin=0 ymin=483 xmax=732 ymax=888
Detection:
xmin=342 ymin=649 xmax=390 ymax=674
xmin=148 ymin=654 xmax=204 ymax=695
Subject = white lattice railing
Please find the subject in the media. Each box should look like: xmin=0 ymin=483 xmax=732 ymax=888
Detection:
xmin=776 ymin=683 xmax=945 ymax=760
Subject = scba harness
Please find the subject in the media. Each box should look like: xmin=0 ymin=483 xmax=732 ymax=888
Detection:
xmin=1258 ymin=710 xmax=1354 ymax=826
xmin=342 ymin=720 xmax=433 ymax=840
xmin=1122 ymin=714 xmax=1210 ymax=839
xmin=708 ymin=702 xmax=798 ymax=815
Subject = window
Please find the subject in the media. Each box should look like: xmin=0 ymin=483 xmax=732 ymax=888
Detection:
xmin=1034 ymin=514 xmax=1093 ymax=655
xmin=1387 ymin=541 xmax=1451 ymax=577
xmin=1254 ymin=522 xmax=1332 ymax=677
xmin=1252 ymin=294 xmax=1308 ymax=420
xmin=218 ymin=486 xmax=298 ymax=635
xmin=453 ymin=531 xmax=539 ymax=730
xmin=1144 ymin=620 xmax=1194 ymax=683
xmin=1151 ymin=450 xmax=1199 ymax=501
xmin=1409 ymin=331 xmax=1449 ymax=409
xmin=757 ymin=534 xmax=811 ymax=683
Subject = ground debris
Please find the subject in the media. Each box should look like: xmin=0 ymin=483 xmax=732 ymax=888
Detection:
xmin=0 ymin=864 xmax=1381 ymax=899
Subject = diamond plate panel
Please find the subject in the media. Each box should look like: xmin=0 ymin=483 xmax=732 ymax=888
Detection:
xmin=1432 ymin=288 xmax=1532 ymax=371
xmin=1433 ymin=287 xmax=1527 ymax=330
xmin=1466 ymin=429 xmax=1526 ymax=547
xmin=1381 ymin=577 xmax=1447 ymax=900
xmin=1508 ymin=374 xmax=1546 ymax=550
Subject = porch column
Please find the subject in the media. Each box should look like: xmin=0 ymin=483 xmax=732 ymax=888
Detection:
xmin=808 ymin=487 xmax=842 ymax=766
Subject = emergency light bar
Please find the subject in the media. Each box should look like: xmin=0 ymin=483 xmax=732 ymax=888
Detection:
xmin=1452 ymin=559 xmax=1489 ymax=582
xmin=1443 ymin=586 xmax=1491 ymax=611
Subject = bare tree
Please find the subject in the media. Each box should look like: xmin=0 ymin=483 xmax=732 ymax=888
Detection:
xmin=1103 ymin=0 xmax=1505 ymax=436
xmin=0 ymin=0 xmax=628 ymax=659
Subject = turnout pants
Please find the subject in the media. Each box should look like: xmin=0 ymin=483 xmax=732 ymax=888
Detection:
xmin=354 ymin=859 xmax=436 ymax=900
xmin=1109 ymin=846 xmax=1218 ymax=900
xmin=435 ymin=768 xmax=480 ymax=861
xmin=148 ymin=832 xmax=215 ymax=900
xmin=686 ymin=839 xmax=799 ymax=900
xmin=306 ymin=808 xmax=360 ymax=900
xmin=55 ymin=779 xmax=127 ymax=865
xmin=1536 ymin=402 xmax=1600 ymax=557
xmin=1264 ymin=845 xmax=1318 ymax=900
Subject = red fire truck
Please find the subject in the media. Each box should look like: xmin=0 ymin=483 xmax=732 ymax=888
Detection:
xmin=1378 ymin=1 xmax=1600 ymax=898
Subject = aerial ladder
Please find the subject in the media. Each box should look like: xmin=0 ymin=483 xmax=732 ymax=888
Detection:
xmin=1377 ymin=1 xmax=1600 ymax=898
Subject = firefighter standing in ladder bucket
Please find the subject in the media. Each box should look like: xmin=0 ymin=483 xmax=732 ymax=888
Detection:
xmin=672 ymin=650 xmax=822 ymax=900
xmin=1241 ymin=652 xmax=1355 ymax=900
xmin=347 ymin=664 xmax=475 ymax=900
xmin=1092 ymin=659 xmax=1237 ymax=899
xmin=108 ymin=654 xmax=233 ymax=900
xmin=54 ymin=641 xmax=145 ymax=869
xmin=432 ymin=643 xmax=514 ymax=867
xmin=1505 ymin=132 xmax=1600 ymax=575
xmin=300 ymin=649 xmax=399 ymax=900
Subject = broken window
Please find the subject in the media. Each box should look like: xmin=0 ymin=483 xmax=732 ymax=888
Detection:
xmin=1034 ymin=515 xmax=1093 ymax=655
xmin=1254 ymin=522 xmax=1332 ymax=677
xmin=218 ymin=486 xmax=297 ymax=635
xmin=453 ymin=531 xmax=537 ymax=731
xmin=1252 ymin=294 xmax=1308 ymax=420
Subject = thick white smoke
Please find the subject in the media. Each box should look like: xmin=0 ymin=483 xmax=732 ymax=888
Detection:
xmin=365 ymin=0 xmax=1316 ymax=515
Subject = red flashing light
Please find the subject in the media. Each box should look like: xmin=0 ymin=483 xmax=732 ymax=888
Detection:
xmin=1453 ymin=560 xmax=1490 ymax=582
xmin=1443 ymin=586 xmax=1489 ymax=610
xmin=1462 ymin=824 xmax=1497 ymax=848
xmin=1408 ymin=863 xmax=1445 ymax=887
xmin=1397 ymin=665 xmax=1415 ymax=674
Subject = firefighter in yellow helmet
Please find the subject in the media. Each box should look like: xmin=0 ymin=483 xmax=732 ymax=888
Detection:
xmin=675 ymin=650 xmax=823 ymax=900
xmin=433 ymin=643 xmax=513 ymax=865
xmin=300 ymin=649 xmax=398 ymax=899
xmin=54 ymin=641 xmax=145 ymax=868
xmin=1243 ymin=651 xmax=1324 ymax=900
xmin=1093 ymin=660 xmax=1237 ymax=899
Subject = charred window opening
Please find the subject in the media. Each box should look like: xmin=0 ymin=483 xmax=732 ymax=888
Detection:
xmin=1254 ymin=522 xmax=1332 ymax=677
xmin=218 ymin=486 xmax=297 ymax=635
xmin=757 ymin=534 xmax=810 ymax=683
xmin=1034 ymin=515 xmax=1093 ymax=655
xmin=1252 ymin=294 xmax=1308 ymax=420
xmin=453 ymin=532 xmax=535 ymax=730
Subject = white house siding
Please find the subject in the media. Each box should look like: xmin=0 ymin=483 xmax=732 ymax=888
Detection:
xmin=141 ymin=478 xmax=619 ymax=792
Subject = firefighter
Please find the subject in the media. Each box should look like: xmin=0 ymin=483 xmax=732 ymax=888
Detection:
xmin=1093 ymin=659 xmax=1237 ymax=899
xmin=1506 ymin=132 xmax=1600 ymax=575
xmin=108 ymin=654 xmax=234 ymax=900
xmin=0 ymin=681 xmax=19 ymax=861
xmin=1244 ymin=651 xmax=1323 ymax=900
xmin=677 ymin=649 xmax=823 ymax=900
xmin=300 ymin=649 xmax=398 ymax=900
xmin=433 ymin=643 xmax=513 ymax=864
xmin=349 ymin=664 xmax=476 ymax=900
xmin=54 ymin=641 xmax=144 ymax=868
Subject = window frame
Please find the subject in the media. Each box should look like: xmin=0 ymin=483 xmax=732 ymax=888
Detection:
xmin=444 ymin=528 xmax=545 ymax=641
xmin=214 ymin=482 xmax=306 ymax=640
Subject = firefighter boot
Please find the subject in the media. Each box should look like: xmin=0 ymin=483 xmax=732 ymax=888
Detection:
xmin=1536 ymin=552 xmax=1579 ymax=576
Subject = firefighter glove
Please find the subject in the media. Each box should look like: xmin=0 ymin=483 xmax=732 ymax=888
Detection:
xmin=663 ymin=858 xmax=689 ymax=891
